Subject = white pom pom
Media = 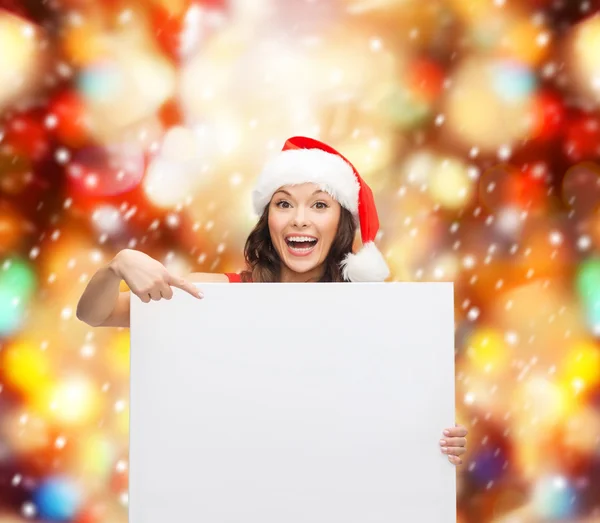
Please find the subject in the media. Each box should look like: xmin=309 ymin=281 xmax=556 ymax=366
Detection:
xmin=340 ymin=242 xmax=390 ymax=282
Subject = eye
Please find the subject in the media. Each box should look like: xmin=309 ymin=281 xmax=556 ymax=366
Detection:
xmin=275 ymin=200 xmax=291 ymax=209
xmin=314 ymin=201 xmax=329 ymax=210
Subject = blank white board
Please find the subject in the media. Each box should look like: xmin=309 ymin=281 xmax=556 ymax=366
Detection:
xmin=129 ymin=282 xmax=456 ymax=523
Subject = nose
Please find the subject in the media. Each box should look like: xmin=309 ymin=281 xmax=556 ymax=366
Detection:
xmin=292 ymin=206 xmax=310 ymax=228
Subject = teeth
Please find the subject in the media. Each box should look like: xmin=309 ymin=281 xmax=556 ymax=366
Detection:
xmin=287 ymin=236 xmax=316 ymax=242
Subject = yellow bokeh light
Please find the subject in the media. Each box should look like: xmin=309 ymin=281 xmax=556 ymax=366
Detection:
xmin=518 ymin=376 xmax=571 ymax=429
xmin=114 ymin=403 xmax=130 ymax=436
xmin=562 ymin=405 xmax=600 ymax=454
xmin=36 ymin=377 xmax=102 ymax=427
xmin=501 ymin=19 xmax=550 ymax=66
xmin=73 ymin=433 xmax=115 ymax=482
xmin=1 ymin=339 xmax=53 ymax=396
xmin=445 ymin=0 xmax=491 ymax=24
xmin=465 ymin=328 xmax=509 ymax=373
xmin=513 ymin=439 xmax=548 ymax=482
xmin=149 ymin=0 xmax=189 ymax=17
xmin=337 ymin=134 xmax=395 ymax=183
xmin=443 ymin=56 xmax=535 ymax=152
xmin=143 ymin=126 xmax=207 ymax=209
xmin=571 ymin=15 xmax=600 ymax=104
xmin=107 ymin=331 xmax=131 ymax=375
xmin=0 ymin=409 xmax=51 ymax=454
xmin=0 ymin=12 xmax=41 ymax=111
xmin=62 ymin=22 xmax=107 ymax=66
xmin=429 ymin=158 xmax=474 ymax=210
xmin=559 ymin=340 xmax=600 ymax=394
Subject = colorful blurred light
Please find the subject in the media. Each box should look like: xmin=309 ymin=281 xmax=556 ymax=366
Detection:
xmin=444 ymin=57 xmax=536 ymax=152
xmin=62 ymin=20 xmax=106 ymax=66
xmin=575 ymin=257 xmax=600 ymax=333
xmin=1 ymin=408 xmax=51 ymax=454
xmin=563 ymin=112 xmax=600 ymax=162
xmin=0 ymin=202 xmax=27 ymax=254
xmin=468 ymin=447 xmax=508 ymax=486
xmin=143 ymin=125 xmax=208 ymax=208
xmin=559 ymin=340 xmax=600 ymax=395
xmin=561 ymin=162 xmax=600 ymax=216
xmin=1 ymin=339 xmax=52 ymax=396
xmin=531 ymin=90 xmax=565 ymax=142
xmin=80 ymin=44 xmax=176 ymax=137
xmin=407 ymin=58 xmax=445 ymax=102
xmin=66 ymin=143 xmax=145 ymax=197
xmin=563 ymin=405 xmax=600 ymax=454
xmin=73 ymin=433 xmax=116 ymax=483
xmin=78 ymin=62 xmax=123 ymax=104
xmin=490 ymin=60 xmax=537 ymax=104
xmin=0 ymin=1 xmax=598 ymax=521
xmin=501 ymin=18 xmax=551 ymax=66
xmin=0 ymin=258 xmax=36 ymax=336
xmin=465 ymin=328 xmax=509 ymax=374
xmin=3 ymin=112 xmax=50 ymax=161
xmin=570 ymin=14 xmax=600 ymax=105
xmin=0 ymin=11 xmax=41 ymax=111
xmin=106 ymin=331 xmax=131 ymax=375
xmin=33 ymin=476 xmax=83 ymax=522
xmin=428 ymin=157 xmax=474 ymax=210
xmin=517 ymin=376 xmax=570 ymax=429
xmin=532 ymin=475 xmax=578 ymax=520
xmin=113 ymin=401 xmax=130 ymax=436
xmin=91 ymin=205 xmax=125 ymax=237
xmin=48 ymin=90 xmax=92 ymax=148
xmin=40 ymin=377 xmax=102 ymax=427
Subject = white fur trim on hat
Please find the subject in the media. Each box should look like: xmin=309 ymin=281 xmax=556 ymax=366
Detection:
xmin=252 ymin=148 xmax=360 ymax=215
xmin=340 ymin=242 xmax=390 ymax=282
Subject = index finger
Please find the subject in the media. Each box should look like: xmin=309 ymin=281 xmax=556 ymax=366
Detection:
xmin=168 ymin=276 xmax=203 ymax=299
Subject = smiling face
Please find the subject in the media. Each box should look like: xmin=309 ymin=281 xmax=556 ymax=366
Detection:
xmin=267 ymin=183 xmax=342 ymax=282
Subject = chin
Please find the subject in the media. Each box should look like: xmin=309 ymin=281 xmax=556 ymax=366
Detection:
xmin=283 ymin=258 xmax=321 ymax=274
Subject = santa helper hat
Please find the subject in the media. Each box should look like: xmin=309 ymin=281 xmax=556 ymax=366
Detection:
xmin=252 ymin=136 xmax=390 ymax=282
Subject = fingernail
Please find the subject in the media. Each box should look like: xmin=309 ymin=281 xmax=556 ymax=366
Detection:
xmin=198 ymin=293 xmax=204 ymax=299
xmin=444 ymin=430 xmax=450 ymax=436
xmin=439 ymin=439 xmax=446 ymax=446
xmin=441 ymin=447 xmax=447 ymax=453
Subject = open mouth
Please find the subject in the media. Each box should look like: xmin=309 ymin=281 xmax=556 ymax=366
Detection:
xmin=285 ymin=235 xmax=318 ymax=255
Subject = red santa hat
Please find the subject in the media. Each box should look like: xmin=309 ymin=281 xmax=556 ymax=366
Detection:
xmin=252 ymin=136 xmax=390 ymax=282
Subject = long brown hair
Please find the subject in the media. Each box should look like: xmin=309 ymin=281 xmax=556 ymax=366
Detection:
xmin=240 ymin=205 xmax=357 ymax=282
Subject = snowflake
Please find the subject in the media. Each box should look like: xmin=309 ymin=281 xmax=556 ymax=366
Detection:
xmin=21 ymin=502 xmax=36 ymax=519
xmin=497 ymin=145 xmax=512 ymax=160
xmin=467 ymin=307 xmax=480 ymax=321
xmin=369 ymin=38 xmax=382 ymax=52
xmin=463 ymin=255 xmax=476 ymax=269
xmin=577 ymin=235 xmax=591 ymax=251
xmin=549 ymin=230 xmax=563 ymax=246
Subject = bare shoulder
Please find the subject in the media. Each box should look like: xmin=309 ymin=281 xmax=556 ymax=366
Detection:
xmin=186 ymin=272 xmax=229 ymax=283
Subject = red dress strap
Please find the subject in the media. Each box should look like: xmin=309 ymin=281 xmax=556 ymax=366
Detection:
xmin=225 ymin=273 xmax=242 ymax=283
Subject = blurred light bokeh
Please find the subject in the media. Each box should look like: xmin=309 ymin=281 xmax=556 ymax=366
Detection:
xmin=0 ymin=0 xmax=600 ymax=521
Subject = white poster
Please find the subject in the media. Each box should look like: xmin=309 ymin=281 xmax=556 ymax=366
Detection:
xmin=129 ymin=282 xmax=456 ymax=523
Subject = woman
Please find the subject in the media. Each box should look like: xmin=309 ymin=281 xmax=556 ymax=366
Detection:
xmin=76 ymin=136 xmax=468 ymax=465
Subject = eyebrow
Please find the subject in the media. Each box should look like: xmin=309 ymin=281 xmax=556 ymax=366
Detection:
xmin=274 ymin=189 xmax=327 ymax=197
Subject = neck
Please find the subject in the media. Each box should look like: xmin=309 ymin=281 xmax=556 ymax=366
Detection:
xmin=279 ymin=264 xmax=324 ymax=283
